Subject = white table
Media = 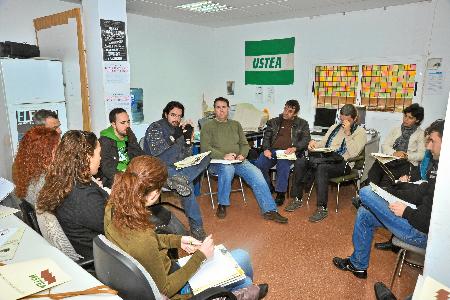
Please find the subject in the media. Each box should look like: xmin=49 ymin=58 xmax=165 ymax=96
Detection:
xmin=0 ymin=214 xmax=122 ymax=299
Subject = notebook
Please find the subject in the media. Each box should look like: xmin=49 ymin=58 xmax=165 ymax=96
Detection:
xmin=174 ymin=151 xmax=211 ymax=170
xmin=178 ymin=244 xmax=246 ymax=295
xmin=370 ymin=183 xmax=416 ymax=209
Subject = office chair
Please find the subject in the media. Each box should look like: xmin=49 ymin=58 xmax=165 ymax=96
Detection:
xmin=36 ymin=211 xmax=94 ymax=269
xmin=205 ymin=169 xmax=246 ymax=209
xmin=306 ymin=149 xmax=366 ymax=212
xmin=390 ymin=236 xmax=426 ymax=289
xmin=93 ymin=235 xmax=237 ymax=300
xmin=18 ymin=200 xmax=41 ymax=235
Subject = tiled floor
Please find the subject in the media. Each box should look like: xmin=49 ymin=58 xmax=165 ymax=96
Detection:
xmin=164 ymin=179 xmax=420 ymax=300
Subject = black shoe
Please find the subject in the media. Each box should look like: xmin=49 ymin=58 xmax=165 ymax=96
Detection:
xmin=190 ymin=227 xmax=207 ymax=241
xmin=274 ymin=192 xmax=285 ymax=206
xmin=374 ymin=241 xmax=400 ymax=253
xmin=352 ymin=196 xmax=362 ymax=209
xmin=258 ymin=283 xmax=269 ymax=299
xmin=374 ymin=282 xmax=397 ymax=300
xmin=263 ymin=211 xmax=288 ymax=224
xmin=216 ymin=205 xmax=227 ymax=219
xmin=309 ymin=206 xmax=328 ymax=223
xmin=332 ymin=257 xmax=367 ymax=279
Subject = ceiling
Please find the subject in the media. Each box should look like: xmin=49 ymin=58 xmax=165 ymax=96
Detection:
xmin=65 ymin=0 xmax=428 ymax=27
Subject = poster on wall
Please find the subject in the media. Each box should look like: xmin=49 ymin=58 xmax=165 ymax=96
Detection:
xmin=14 ymin=102 xmax=67 ymax=142
xmin=424 ymin=58 xmax=443 ymax=95
xmin=104 ymin=62 xmax=130 ymax=85
xmin=130 ymin=88 xmax=144 ymax=124
xmin=245 ymin=37 xmax=295 ymax=85
xmin=100 ymin=19 xmax=127 ymax=61
xmin=105 ymin=93 xmax=132 ymax=120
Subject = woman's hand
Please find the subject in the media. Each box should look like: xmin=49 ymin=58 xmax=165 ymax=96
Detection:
xmin=308 ymin=140 xmax=317 ymax=151
xmin=389 ymin=202 xmax=407 ymax=217
xmin=180 ymin=236 xmax=202 ymax=254
xmin=398 ymin=175 xmax=410 ymax=182
xmin=199 ymin=235 xmax=215 ymax=259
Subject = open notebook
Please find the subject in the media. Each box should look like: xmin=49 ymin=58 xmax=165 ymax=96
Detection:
xmin=178 ymin=244 xmax=246 ymax=295
xmin=370 ymin=183 xmax=417 ymax=209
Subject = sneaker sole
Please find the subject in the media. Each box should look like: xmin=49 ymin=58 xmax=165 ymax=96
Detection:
xmin=263 ymin=215 xmax=288 ymax=224
xmin=308 ymin=214 xmax=328 ymax=223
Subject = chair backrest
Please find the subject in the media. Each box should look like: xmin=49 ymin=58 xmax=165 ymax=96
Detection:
xmin=19 ymin=200 xmax=41 ymax=235
xmin=93 ymin=235 xmax=162 ymax=300
xmin=36 ymin=211 xmax=83 ymax=261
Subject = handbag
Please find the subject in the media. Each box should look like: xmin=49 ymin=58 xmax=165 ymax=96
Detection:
xmin=307 ymin=151 xmax=344 ymax=169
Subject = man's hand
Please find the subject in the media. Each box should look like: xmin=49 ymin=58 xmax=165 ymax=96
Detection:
xmin=285 ymin=147 xmax=296 ymax=155
xmin=172 ymin=126 xmax=183 ymax=141
xmin=389 ymin=202 xmax=407 ymax=217
xmin=398 ymin=175 xmax=410 ymax=182
xmin=393 ymin=151 xmax=408 ymax=159
xmin=224 ymin=153 xmax=237 ymax=160
xmin=182 ymin=124 xmax=194 ymax=145
xmin=236 ymin=154 xmax=245 ymax=161
xmin=263 ymin=150 xmax=272 ymax=159
xmin=308 ymin=140 xmax=317 ymax=151
xmin=342 ymin=120 xmax=351 ymax=136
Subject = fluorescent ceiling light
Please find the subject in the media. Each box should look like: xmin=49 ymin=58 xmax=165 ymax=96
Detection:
xmin=176 ymin=1 xmax=232 ymax=13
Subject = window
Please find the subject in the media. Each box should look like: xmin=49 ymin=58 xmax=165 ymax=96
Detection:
xmin=361 ymin=64 xmax=416 ymax=112
xmin=314 ymin=65 xmax=359 ymax=108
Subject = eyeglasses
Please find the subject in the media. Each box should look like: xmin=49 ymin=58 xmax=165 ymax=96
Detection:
xmin=169 ymin=113 xmax=183 ymax=119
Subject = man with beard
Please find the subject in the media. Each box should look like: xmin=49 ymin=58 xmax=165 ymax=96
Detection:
xmin=143 ymin=101 xmax=210 ymax=241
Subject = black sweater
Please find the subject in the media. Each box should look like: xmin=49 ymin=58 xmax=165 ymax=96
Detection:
xmin=56 ymin=181 xmax=108 ymax=260
xmin=387 ymin=159 xmax=438 ymax=234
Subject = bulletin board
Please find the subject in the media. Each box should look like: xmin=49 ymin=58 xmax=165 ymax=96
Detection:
xmin=361 ymin=64 xmax=416 ymax=112
xmin=314 ymin=65 xmax=359 ymax=108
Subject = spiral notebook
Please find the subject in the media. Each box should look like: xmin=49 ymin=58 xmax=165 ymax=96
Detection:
xmin=178 ymin=244 xmax=246 ymax=295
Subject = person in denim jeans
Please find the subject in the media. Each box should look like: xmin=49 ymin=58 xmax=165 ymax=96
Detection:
xmin=333 ymin=119 xmax=444 ymax=278
xmin=144 ymin=101 xmax=210 ymax=241
xmin=201 ymin=97 xmax=288 ymax=224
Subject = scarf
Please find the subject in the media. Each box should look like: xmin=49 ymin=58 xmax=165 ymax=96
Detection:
xmin=393 ymin=124 xmax=418 ymax=152
xmin=325 ymin=123 xmax=358 ymax=156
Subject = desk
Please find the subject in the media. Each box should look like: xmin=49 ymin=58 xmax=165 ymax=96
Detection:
xmin=0 ymin=214 xmax=121 ymax=299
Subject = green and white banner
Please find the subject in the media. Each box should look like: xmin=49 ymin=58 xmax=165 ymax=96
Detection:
xmin=245 ymin=37 xmax=295 ymax=85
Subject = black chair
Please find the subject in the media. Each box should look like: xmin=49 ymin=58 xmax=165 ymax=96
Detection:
xmin=93 ymin=235 xmax=236 ymax=300
xmin=19 ymin=200 xmax=41 ymax=235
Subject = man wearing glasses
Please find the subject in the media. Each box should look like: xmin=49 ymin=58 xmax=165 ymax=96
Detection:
xmin=144 ymin=101 xmax=210 ymax=241
xmin=98 ymin=108 xmax=144 ymax=188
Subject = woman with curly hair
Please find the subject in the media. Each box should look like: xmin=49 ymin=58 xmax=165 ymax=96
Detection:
xmin=12 ymin=126 xmax=60 ymax=205
xmin=37 ymin=130 xmax=106 ymax=260
xmin=105 ymin=155 xmax=268 ymax=300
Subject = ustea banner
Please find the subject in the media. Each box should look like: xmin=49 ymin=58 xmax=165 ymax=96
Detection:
xmin=245 ymin=37 xmax=295 ymax=85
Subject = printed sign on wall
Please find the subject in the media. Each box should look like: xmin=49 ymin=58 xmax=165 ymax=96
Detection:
xmin=100 ymin=19 xmax=127 ymax=61
xmin=245 ymin=37 xmax=295 ymax=85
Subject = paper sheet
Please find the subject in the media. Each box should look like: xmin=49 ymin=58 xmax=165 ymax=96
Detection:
xmin=0 ymin=227 xmax=25 ymax=261
xmin=370 ymin=183 xmax=416 ymax=209
xmin=0 ymin=205 xmax=20 ymax=219
xmin=311 ymin=147 xmax=333 ymax=153
xmin=0 ymin=178 xmax=15 ymax=202
xmin=174 ymin=151 xmax=211 ymax=170
xmin=275 ymin=150 xmax=296 ymax=160
xmin=178 ymin=244 xmax=245 ymax=295
xmin=210 ymin=159 xmax=242 ymax=165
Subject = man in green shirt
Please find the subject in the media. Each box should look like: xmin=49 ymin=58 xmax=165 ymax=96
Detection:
xmin=201 ymin=97 xmax=288 ymax=223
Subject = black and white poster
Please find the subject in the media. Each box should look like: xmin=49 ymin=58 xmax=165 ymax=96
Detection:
xmin=100 ymin=19 xmax=127 ymax=61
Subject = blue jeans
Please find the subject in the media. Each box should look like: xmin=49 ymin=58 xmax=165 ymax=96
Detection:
xmin=254 ymin=151 xmax=293 ymax=193
xmin=208 ymin=160 xmax=277 ymax=213
xmin=180 ymin=248 xmax=253 ymax=294
xmin=167 ymin=156 xmax=210 ymax=229
xmin=349 ymin=186 xmax=428 ymax=270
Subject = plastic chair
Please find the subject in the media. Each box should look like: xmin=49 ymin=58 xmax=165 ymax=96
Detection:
xmin=306 ymin=149 xmax=366 ymax=212
xmin=93 ymin=235 xmax=237 ymax=300
xmin=19 ymin=200 xmax=41 ymax=235
xmin=390 ymin=236 xmax=426 ymax=289
xmin=205 ymin=169 xmax=246 ymax=209
xmin=36 ymin=211 xmax=94 ymax=269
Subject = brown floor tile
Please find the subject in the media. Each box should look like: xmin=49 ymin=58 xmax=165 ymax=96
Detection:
xmin=165 ymin=180 xmax=420 ymax=300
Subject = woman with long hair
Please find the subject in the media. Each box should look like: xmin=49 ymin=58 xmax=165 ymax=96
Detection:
xmin=12 ymin=126 xmax=60 ymax=205
xmin=105 ymin=156 xmax=268 ymax=299
xmin=37 ymin=130 xmax=106 ymax=260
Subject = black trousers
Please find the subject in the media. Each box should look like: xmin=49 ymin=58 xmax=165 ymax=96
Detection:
xmin=293 ymin=156 xmax=350 ymax=208
xmin=367 ymin=159 xmax=412 ymax=187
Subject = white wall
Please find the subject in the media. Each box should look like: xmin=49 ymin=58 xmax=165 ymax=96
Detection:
xmin=126 ymin=14 xmax=214 ymax=138
xmin=208 ymin=1 xmax=450 ymax=141
xmin=0 ymin=0 xmax=79 ymax=44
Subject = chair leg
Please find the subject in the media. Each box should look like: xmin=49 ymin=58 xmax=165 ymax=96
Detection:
xmin=335 ymin=182 xmax=340 ymax=213
xmin=306 ymin=182 xmax=315 ymax=205
xmin=238 ymin=176 xmax=247 ymax=204
xmin=390 ymin=249 xmax=406 ymax=289
xmin=206 ymin=170 xmax=215 ymax=209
